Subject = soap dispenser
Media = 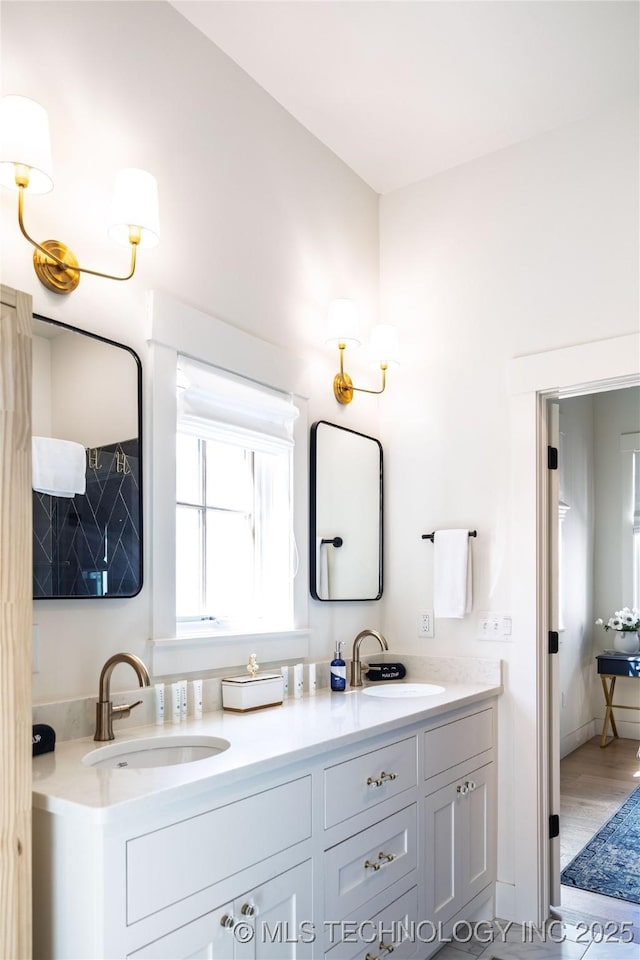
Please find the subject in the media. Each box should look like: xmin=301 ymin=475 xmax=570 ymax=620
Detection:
xmin=330 ymin=641 xmax=346 ymax=691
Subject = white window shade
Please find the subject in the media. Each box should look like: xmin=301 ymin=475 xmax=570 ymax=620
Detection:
xmin=177 ymin=356 xmax=299 ymax=444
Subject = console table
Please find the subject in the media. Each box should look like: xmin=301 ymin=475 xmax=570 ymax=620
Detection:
xmin=596 ymin=652 xmax=640 ymax=748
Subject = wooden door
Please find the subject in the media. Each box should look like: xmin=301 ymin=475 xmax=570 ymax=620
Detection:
xmin=0 ymin=284 xmax=33 ymax=960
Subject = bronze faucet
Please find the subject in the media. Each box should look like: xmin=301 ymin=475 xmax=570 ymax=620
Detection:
xmin=94 ymin=652 xmax=151 ymax=741
xmin=350 ymin=629 xmax=388 ymax=687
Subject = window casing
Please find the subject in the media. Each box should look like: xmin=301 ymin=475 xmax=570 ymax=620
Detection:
xmin=147 ymin=291 xmax=310 ymax=677
xmin=176 ymin=359 xmax=298 ymax=635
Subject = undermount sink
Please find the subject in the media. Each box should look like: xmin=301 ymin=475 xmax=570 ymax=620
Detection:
xmin=82 ymin=735 xmax=231 ymax=770
xmin=362 ymin=682 xmax=445 ymax=699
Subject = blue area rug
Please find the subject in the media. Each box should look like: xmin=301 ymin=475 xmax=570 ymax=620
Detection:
xmin=561 ymin=784 xmax=640 ymax=904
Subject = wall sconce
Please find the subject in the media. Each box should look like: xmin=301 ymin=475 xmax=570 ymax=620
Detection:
xmin=0 ymin=95 xmax=159 ymax=294
xmin=326 ymin=299 xmax=399 ymax=404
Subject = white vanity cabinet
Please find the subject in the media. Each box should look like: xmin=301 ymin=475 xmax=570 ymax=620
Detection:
xmin=422 ymin=706 xmax=496 ymax=930
xmin=33 ymin=692 xmax=499 ymax=960
xmin=34 ymin=774 xmax=313 ymax=959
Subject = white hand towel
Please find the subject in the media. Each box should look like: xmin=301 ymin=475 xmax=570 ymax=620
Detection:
xmin=32 ymin=436 xmax=87 ymax=498
xmin=316 ymin=538 xmax=330 ymax=600
xmin=433 ymin=529 xmax=473 ymax=619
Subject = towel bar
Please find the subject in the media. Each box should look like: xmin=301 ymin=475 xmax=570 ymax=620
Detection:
xmin=421 ymin=530 xmax=477 ymax=542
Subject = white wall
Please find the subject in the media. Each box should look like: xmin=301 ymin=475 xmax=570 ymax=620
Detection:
xmin=2 ymin=0 xmax=382 ymax=701
xmin=379 ymin=102 xmax=639 ymax=904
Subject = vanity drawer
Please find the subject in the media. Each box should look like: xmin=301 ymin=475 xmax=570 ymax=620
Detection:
xmin=423 ymin=707 xmax=493 ymax=781
xmin=126 ymin=775 xmax=311 ymax=924
xmin=325 ymin=884 xmax=419 ymax=960
xmin=324 ymin=804 xmax=417 ymax=921
xmin=324 ymin=736 xmax=417 ymax=828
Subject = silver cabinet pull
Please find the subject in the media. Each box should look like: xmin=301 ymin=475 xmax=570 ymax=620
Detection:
xmin=457 ymin=782 xmax=469 ymax=796
xmin=365 ymin=850 xmax=396 ymax=871
xmin=366 ymin=943 xmax=396 ymax=960
xmin=220 ymin=914 xmax=236 ymax=929
xmin=366 ymin=770 xmax=397 ymax=788
xmin=241 ymin=902 xmax=257 ymax=917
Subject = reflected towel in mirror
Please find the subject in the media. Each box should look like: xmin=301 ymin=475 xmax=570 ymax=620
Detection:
xmin=433 ymin=529 xmax=473 ymax=618
xmin=316 ymin=537 xmax=330 ymax=600
xmin=32 ymin=436 xmax=87 ymax=497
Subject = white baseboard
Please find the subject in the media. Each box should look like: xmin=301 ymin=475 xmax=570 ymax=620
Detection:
xmin=495 ymin=880 xmax=516 ymax=921
xmin=560 ymin=719 xmax=597 ymax=758
xmin=594 ymin=717 xmax=640 ymax=743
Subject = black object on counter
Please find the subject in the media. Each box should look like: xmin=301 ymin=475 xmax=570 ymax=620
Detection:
xmin=365 ymin=663 xmax=407 ymax=682
xmin=32 ymin=724 xmax=56 ymax=756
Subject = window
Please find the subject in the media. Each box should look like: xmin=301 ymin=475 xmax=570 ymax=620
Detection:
xmin=176 ymin=356 xmax=298 ymax=634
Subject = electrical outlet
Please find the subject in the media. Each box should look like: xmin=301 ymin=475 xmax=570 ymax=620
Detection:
xmin=418 ymin=610 xmax=434 ymax=638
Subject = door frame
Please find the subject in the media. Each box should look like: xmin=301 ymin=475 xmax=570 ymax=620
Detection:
xmin=0 ymin=284 xmax=33 ymax=959
xmin=507 ymin=331 xmax=640 ymax=924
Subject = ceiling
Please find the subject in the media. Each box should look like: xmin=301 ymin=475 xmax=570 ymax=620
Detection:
xmin=171 ymin=1 xmax=639 ymax=195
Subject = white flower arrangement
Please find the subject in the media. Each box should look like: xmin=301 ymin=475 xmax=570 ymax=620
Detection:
xmin=595 ymin=607 xmax=640 ymax=632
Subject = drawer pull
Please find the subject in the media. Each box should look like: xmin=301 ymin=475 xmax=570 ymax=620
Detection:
xmin=364 ymin=858 xmax=381 ymax=871
xmin=366 ymin=770 xmax=398 ymax=788
xmin=365 ymin=944 xmax=395 ymax=960
xmin=220 ymin=914 xmax=236 ymax=929
xmin=241 ymin=902 xmax=258 ymax=917
xmin=378 ymin=851 xmax=395 ymax=863
xmin=466 ymin=780 xmax=477 ymax=792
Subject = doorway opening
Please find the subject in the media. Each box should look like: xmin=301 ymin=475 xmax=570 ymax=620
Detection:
xmin=545 ymin=384 xmax=640 ymax=929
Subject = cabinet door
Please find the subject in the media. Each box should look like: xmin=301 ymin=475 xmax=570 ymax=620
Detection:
xmin=235 ymin=860 xmax=313 ymax=960
xmin=128 ymin=901 xmax=232 ymax=959
xmin=423 ymin=762 xmax=495 ymax=927
xmin=461 ymin=764 xmax=494 ymax=906
xmin=423 ymin=780 xmax=461 ymax=926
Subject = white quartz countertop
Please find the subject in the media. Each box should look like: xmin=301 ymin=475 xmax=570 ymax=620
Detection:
xmin=33 ymin=676 xmax=501 ymax=823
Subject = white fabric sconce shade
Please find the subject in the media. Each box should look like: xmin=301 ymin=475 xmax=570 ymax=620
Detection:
xmin=369 ymin=324 xmax=400 ymax=369
xmin=0 ymin=94 xmax=53 ymax=194
xmin=108 ymin=168 xmax=160 ymax=248
xmin=326 ymin=299 xmax=361 ymax=348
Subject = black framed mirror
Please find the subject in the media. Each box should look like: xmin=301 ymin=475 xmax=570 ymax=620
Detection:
xmin=32 ymin=314 xmax=143 ymax=598
xmin=310 ymin=420 xmax=382 ymax=601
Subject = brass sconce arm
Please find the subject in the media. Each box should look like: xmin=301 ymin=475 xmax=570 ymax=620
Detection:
xmin=333 ymin=343 xmax=388 ymax=404
xmin=17 ymin=183 xmax=139 ymax=294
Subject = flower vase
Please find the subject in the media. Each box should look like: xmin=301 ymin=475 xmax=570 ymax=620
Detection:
xmin=612 ymin=630 xmax=640 ymax=655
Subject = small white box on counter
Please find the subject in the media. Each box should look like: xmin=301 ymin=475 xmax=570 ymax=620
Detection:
xmin=221 ymin=673 xmax=284 ymax=712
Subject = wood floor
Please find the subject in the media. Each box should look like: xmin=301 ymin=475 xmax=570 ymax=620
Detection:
xmin=556 ymin=735 xmax=640 ymax=932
